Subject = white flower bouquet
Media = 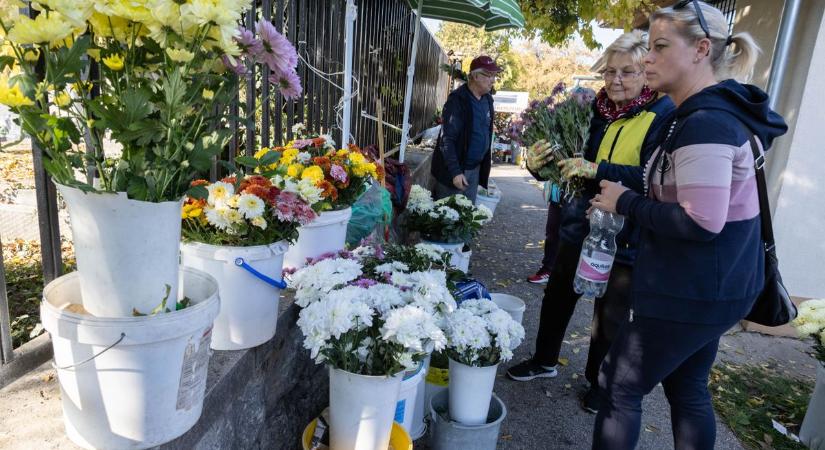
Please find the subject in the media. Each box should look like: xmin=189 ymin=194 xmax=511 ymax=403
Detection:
xmin=792 ymin=299 xmax=825 ymax=363
xmin=444 ymin=299 xmax=525 ymax=367
xmin=292 ymin=243 xmax=457 ymax=376
xmin=405 ymin=185 xmax=492 ymax=244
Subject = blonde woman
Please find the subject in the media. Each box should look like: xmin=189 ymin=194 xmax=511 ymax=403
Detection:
xmin=508 ymin=31 xmax=673 ymax=415
xmin=590 ymin=2 xmax=788 ymax=448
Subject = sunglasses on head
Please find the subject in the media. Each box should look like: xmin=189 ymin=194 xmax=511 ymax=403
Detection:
xmin=674 ymin=0 xmax=711 ymax=39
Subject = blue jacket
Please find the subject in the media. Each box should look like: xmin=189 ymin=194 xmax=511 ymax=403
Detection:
xmin=431 ymin=84 xmax=493 ymax=189
xmin=556 ymin=95 xmax=674 ymax=265
xmin=616 ymin=80 xmax=787 ymax=325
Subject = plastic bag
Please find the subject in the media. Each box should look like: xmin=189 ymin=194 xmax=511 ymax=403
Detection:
xmin=453 ymin=279 xmax=491 ymax=305
xmin=346 ymin=181 xmax=393 ymax=247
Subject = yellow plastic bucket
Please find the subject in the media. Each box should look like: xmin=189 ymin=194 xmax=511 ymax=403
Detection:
xmin=302 ymin=419 xmax=412 ymax=450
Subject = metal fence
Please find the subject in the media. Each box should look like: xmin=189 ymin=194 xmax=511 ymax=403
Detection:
xmin=0 ymin=0 xmax=448 ymax=388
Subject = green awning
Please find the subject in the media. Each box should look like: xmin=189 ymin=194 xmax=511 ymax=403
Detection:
xmin=404 ymin=0 xmax=525 ymax=31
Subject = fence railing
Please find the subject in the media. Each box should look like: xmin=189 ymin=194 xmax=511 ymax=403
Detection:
xmin=0 ymin=0 xmax=448 ymax=389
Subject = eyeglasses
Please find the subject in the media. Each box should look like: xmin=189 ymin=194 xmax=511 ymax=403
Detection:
xmin=602 ymin=70 xmax=643 ymax=81
xmin=674 ymin=0 xmax=711 ymax=39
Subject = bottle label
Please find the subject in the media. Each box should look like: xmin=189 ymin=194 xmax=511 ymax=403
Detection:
xmin=577 ymin=251 xmax=614 ymax=283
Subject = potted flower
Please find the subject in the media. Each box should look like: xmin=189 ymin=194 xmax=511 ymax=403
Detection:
xmin=405 ymin=185 xmax=492 ymax=272
xmin=444 ymin=299 xmax=524 ymax=425
xmin=793 ymin=299 xmax=825 ymax=446
xmin=180 ymin=175 xmax=316 ymax=350
xmin=291 ymin=242 xmax=455 ymax=450
xmin=251 ymin=130 xmax=382 ymax=268
xmin=0 ymin=2 xmax=302 ymax=317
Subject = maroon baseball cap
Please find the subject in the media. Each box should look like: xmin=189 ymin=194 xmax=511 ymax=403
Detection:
xmin=469 ymin=55 xmax=503 ymax=73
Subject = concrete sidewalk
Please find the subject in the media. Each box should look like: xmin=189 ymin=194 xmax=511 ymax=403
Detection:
xmin=460 ymin=164 xmax=816 ymax=450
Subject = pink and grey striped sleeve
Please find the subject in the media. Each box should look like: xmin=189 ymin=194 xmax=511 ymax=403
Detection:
xmin=673 ymin=141 xmax=760 ymax=233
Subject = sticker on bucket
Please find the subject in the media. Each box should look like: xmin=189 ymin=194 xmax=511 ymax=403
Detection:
xmin=394 ymin=399 xmax=406 ymax=424
xmin=176 ymin=326 xmax=212 ymax=411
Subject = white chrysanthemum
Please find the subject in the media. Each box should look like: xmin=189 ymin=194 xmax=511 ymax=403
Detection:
xmin=292 ymin=122 xmax=306 ymax=135
xmin=296 ymin=294 xmax=374 ymax=361
xmin=296 ymin=178 xmax=323 ymax=205
xmin=297 ymin=151 xmax=312 ymax=164
xmin=237 ymin=193 xmax=265 ymax=219
xmin=399 ymin=270 xmax=456 ymax=314
xmin=414 ymin=243 xmax=447 ymax=261
xmin=291 ymin=258 xmax=363 ymax=307
xmin=223 ymin=207 xmax=244 ymax=224
xmin=381 ymin=305 xmax=447 ymax=353
xmin=375 ymin=261 xmax=409 ymax=274
xmin=437 ymin=206 xmax=459 ymax=222
xmin=225 ymin=195 xmax=240 ymax=208
xmin=320 ymin=134 xmax=336 ymax=149
xmin=362 ymin=283 xmax=406 ymax=314
xmin=207 ymin=181 xmax=234 ymax=206
xmin=251 ymin=216 xmax=267 ymax=230
xmin=445 ymin=299 xmax=525 ymax=366
xmin=475 ymin=204 xmax=493 ymax=224
xmin=454 ymin=195 xmax=473 ymax=208
xmin=204 ymin=205 xmax=231 ymax=230
xmin=407 ymin=185 xmax=434 ymax=213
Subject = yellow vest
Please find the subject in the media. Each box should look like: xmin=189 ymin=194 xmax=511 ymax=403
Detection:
xmin=594 ymin=110 xmax=658 ymax=165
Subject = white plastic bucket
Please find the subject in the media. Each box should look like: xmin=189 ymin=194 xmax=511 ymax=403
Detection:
xmin=475 ymin=193 xmax=501 ymax=216
xmin=448 ymin=358 xmax=498 ymax=426
xmin=180 ymin=241 xmax=288 ymax=350
xmin=40 ymin=267 xmax=220 ymax=450
xmin=490 ymin=293 xmax=527 ymax=325
xmin=421 ymin=240 xmax=471 ymax=273
xmin=56 ymin=183 xmax=183 ymax=318
xmin=801 ymin=363 xmax=825 ymax=448
xmin=394 ymin=362 xmax=425 ymax=438
xmin=283 ymin=207 xmax=352 ymax=269
xmin=328 ymin=366 xmax=402 ymax=450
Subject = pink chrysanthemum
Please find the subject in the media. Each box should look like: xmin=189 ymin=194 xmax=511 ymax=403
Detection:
xmin=235 ymin=27 xmax=264 ymax=56
xmin=270 ymin=69 xmax=302 ymax=100
xmin=255 ymin=20 xmax=298 ymax=75
xmin=222 ymin=55 xmax=247 ymax=75
xmin=330 ymin=164 xmax=347 ymax=183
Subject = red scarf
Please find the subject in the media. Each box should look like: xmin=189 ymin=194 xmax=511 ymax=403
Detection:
xmin=595 ymin=86 xmax=657 ymax=121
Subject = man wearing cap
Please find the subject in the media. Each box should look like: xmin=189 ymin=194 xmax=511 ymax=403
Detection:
xmin=431 ymin=55 xmax=501 ymax=202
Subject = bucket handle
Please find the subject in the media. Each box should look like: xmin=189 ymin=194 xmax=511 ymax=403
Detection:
xmin=51 ymin=332 xmax=126 ymax=371
xmin=234 ymin=258 xmax=288 ymax=289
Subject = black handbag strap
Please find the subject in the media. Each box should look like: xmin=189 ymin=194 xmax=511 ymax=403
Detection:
xmin=746 ymin=133 xmax=776 ymax=251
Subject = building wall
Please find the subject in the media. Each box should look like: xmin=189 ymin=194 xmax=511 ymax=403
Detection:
xmin=771 ymin=8 xmax=825 ymax=299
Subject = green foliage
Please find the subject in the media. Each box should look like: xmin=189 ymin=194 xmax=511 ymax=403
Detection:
xmin=710 ymin=362 xmax=813 ymax=450
xmin=518 ymin=0 xmax=654 ymax=49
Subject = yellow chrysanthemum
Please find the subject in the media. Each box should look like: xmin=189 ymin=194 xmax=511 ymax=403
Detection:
xmin=166 ymin=47 xmax=195 ymax=63
xmin=54 ymin=91 xmax=71 ymax=107
xmin=7 ymin=11 xmax=75 ymax=46
xmin=254 ymin=147 xmax=270 ymax=159
xmin=336 ymin=149 xmax=348 ymax=157
xmin=33 ymin=0 xmax=94 ymax=29
xmin=301 ymin=165 xmax=324 ymax=183
xmin=0 ymin=80 xmax=33 ymax=108
xmin=181 ymin=204 xmax=202 ymax=219
xmin=22 ymin=49 xmax=40 ymax=62
xmin=348 ymin=151 xmax=366 ymax=165
xmin=286 ymin=163 xmax=304 ymax=178
xmin=87 ymin=12 xmax=131 ymax=43
xmin=280 ymin=148 xmax=299 ymax=166
xmin=102 ymin=54 xmax=125 ymax=71
xmin=202 ymin=88 xmax=214 ymax=100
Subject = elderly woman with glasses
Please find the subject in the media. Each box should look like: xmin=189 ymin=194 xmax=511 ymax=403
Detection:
xmin=509 ymin=31 xmax=674 ymax=414
xmin=589 ymin=2 xmax=788 ymax=449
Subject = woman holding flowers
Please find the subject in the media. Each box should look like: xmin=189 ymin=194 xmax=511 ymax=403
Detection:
xmin=508 ymin=31 xmax=674 ymax=415
xmin=589 ymin=2 xmax=787 ymax=448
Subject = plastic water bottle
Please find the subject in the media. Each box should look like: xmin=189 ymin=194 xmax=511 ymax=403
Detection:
xmin=574 ymin=208 xmax=625 ymax=298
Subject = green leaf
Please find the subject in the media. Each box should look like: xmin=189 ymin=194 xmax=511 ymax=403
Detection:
xmin=127 ymin=176 xmax=149 ymax=201
xmin=234 ymin=156 xmax=259 ymax=168
xmin=259 ymin=150 xmax=281 ymax=166
xmin=48 ymin=35 xmax=91 ymax=83
xmin=187 ymin=184 xmax=208 ymax=200
xmin=189 ymin=130 xmax=229 ymax=172
xmin=0 ymin=56 xmax=16 ymax=72
xmin=121 ymin=88 xmax=153 ymax=123
xmin=163 ymin=68 xmax=186 ymax=110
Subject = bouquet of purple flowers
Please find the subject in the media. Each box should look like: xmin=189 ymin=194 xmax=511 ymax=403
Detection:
xmin=508 ymin=83 xmax=595 ymax=197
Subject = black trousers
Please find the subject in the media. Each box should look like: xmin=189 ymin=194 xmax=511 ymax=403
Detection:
xmin=533 ymin=240 xmax=633 ymax=386
xmin=541 ymin=202 xmax=562 ymax=271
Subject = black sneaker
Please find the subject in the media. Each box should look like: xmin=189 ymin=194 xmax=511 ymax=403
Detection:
xmin=581 ymin=385 xmax=600 ymax=414
xmin=506 ymin=359 xmax=558 ymax=381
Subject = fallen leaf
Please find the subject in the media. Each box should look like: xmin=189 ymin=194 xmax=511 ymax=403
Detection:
xmin=500 ymin=434 xmax=513 ymax=440
xmin=558 ymin=358 xmax=569 ymax=366
xmin=573 ymin=348 xmax=581 ymax=354
xmin=544 ymin=389 xmax=552 ymax=397
xmin=572 ymin=373 xmax=579 ymax=379
xmin=644 ymin=424 xmax=659 ymax=433
xmin=564 ymin=384 xmax=572 ymax=389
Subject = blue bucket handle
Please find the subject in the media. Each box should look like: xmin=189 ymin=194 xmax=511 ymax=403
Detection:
xmin=234 ymin=257 xmax=288 ymax=289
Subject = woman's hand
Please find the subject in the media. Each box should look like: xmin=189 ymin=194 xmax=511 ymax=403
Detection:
xmin=589 ymin=180 xmax=629 ymax=214
xmin=526 ymin=140 xmax=555 ymax=171
xmin=558 ymin=158 xmax=597 ymax=180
